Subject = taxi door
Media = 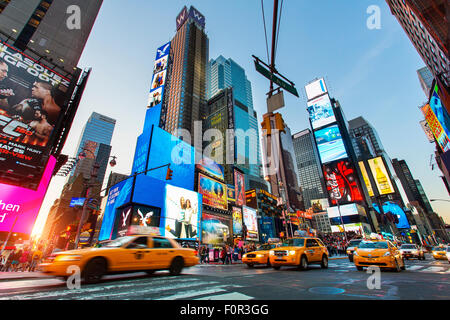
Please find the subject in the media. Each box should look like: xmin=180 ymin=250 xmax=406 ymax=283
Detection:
xmin=305 ymin=239 xmax=320 ymax=262
xmin=116 ymin=236 xmax=152 ymax=271
xmin=388 ymin=241 xmax=401 ymax=261
xmin=147 ymin=237 xmax=177 ymax=269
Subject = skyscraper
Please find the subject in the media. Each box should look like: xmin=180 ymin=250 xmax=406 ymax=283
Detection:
xmin=385 ymin=0 xmax=449 ymax=89
xmin=348 ymin=117 xmax=385 ymax=160
xmin=417 ymin=66 xmax=435 ymax=96
xmin=0 ymin=0 xmax=103 ymax=77
xmin=292 ymin=129 xmax=327 ymax=210
xmin=70 ymin=112 xmax=116 ymax=186
xmin=206 ymin=55 xmax=265 ymax=189
xmin=162 ymin=5 xmax=208 ymax=144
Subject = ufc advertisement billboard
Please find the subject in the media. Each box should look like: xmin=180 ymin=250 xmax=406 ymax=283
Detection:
xmin=0 ymin=41 xmax=75 ymax=189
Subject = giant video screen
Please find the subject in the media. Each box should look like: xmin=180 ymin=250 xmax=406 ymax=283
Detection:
xmin=314 ymin=124 xmax=348 ymax=164
xmin=373 ymin=201 xmax=410 ymax=229
xmin=323 ymin=159 xmax=363 ymax=205
xmin=232 ymin=206 xmax=243 ymax=236
xmin=0 ymin=41 xmax=75 ymax=188
xmin=234 ymin=169 xmax=245 ymax=206
xmin=201 ymin=213 xmax=231 ymax=245
xmin=198 ymin=173 xmax=227 ymax=210
xmin=243 ymin=205 xmax=259 ymax=241
xmin=307 ymin=94 xmax=336 ymax=129
xmin=165 ymin=184 xmax=202 ymax=240
xmin=147 ymin=42 xmax=170 ymax=109
xmin=367 ymin=157 xmax=395 ymax=195
xmin=0 ymin=155 xmax=56 ymax=235
xmin=196 ymin=157 xmax=225 ymax=181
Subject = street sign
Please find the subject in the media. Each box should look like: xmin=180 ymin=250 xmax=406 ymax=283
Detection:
xmin=254 ymin=60 xmax=299 ymax=97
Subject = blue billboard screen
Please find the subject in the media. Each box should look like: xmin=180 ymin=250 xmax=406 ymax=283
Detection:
xmin=314 ymin=124 xmax=348 ymax=164
xmin=307 ymin=94 xmax=336 ymax=129
xmin=373 ymin=201 xmax=410 ymax=229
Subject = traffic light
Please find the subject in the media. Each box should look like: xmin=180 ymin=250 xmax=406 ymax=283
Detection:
xmin=166 ymin=167 xmax=173 ymax=180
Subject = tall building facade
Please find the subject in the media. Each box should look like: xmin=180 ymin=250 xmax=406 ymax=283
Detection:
xmin=162 ymin=5 xmax=208 ymax=145
xmin=70 ymin=112 xmax=116 ymax=186
xmin=386 ymin=0 xmax=449 ymax=89
xmin=292 ymin=129 xmax=327 ymax=210
xmin=206 ymin=55 xmax=264 ymax=189
xmin=0 ymin=0 xmax=103 ymax=76
xmin=417 ymin=66 xmax=435 ymax=96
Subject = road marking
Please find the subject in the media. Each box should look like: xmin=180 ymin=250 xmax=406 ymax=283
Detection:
xmin=419 ymin=267 xmax=445 ymax=273
xmin=157 ymin=287 xmax=228 ymax=300
xmin=405 ymin=266 xmax=423 ymax=271
xmin=196 ymin=292 xmax=254 ymax=300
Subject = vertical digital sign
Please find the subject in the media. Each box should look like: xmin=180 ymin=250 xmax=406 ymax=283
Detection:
xmin=234 ymin=169 xmax=245 ymax=206
xmin=367 ymin=157 xmax=395 ymax=195
xmin=323 ymin=159 xmax=363 ymax=205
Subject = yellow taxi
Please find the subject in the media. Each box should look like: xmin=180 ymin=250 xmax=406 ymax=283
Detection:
xmin=269 ymin=237 xmax=329 ymax=270
xmin=38 ymin=235 xmax=199 ymax=283
xmin=353 ymin=239 xmax=405 ymax=272
xmin=242 ymin=243 xmax=279 ymax=268
xmin=431 ymin=245 xmax=448 ymax=260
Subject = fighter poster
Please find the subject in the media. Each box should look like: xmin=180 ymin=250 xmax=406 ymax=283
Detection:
xmin=0 ymin=41 xmax=73 ymax=187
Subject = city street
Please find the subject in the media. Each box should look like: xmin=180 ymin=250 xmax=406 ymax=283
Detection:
xmin=1 ymin=255 xmax=449 ymax=300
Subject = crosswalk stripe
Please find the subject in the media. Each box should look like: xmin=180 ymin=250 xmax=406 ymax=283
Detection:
xmin=156 ymin=288 xmax=228 ymax=300
xmin=420 ymin=267 xmax=445 ymax=273
xmin=196 ymin=292 xmax=254 ymax=300
xmin=406 ymin=266 xmax=423 ymax=271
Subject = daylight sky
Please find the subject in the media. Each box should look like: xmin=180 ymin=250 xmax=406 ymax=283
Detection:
xmin=32 ymin=0 xmax=450 ymax=237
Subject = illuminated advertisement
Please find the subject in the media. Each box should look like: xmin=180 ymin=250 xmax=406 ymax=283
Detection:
xmin=234 ymin=169 xmax=245 ymax=206
xmin=0 ymin=155 xmax=56 ymax=235
xmin=116 ymin=205 xmax=162 ymax=238
xmin=330 ymin=223 xmax=364 ymax=233
xmin=327 ymin=203 xmax=358 ymax=218
xmin=314 ymin=124 xmax=348 ymax=164
xmin=419 ymin=120 xmax=435 ymax=143
xmin=147 ymin=42 xmax=170 ymax=109
xmin=323 ymin=159 xmax=363 ymax=205
xmin=232 ymin=206 xmax=243 ymax=236
xmin=196 ymin=157 xmax=225 ymax=181
xmin=227 ymin=184 xmax=235 ymax=203
xmin=198 ymin=173 xmax=227 ymax=210
xmin=201 ymin=213 xmax=231 ymax=245
xmin=373 ymin=201 xmax=410 ymax=229
xmin=421 ymin=104 xmax=450 ymax=152
xmin=69 ymin=197 xmax=86 ymax=207
xmin=429 ymin=84 xmax=450 ymax=141
xmin=176 ymin=6 xmax=206 ymax=30
xmin=305 ymin=78 xmax=328 ymax=101
xmin=0 ymin=41 xmax=75 ymax=188
xmin=243 ymin=205 xmax=259 ymax=240
xmin=367 ymin=157 xmax=395 ymax=195
xmin=310 ymin=198 xmax=329 ymax=213
xmin=165 ymin=184 xmax=202 ymax=240
xmin=307 ymin=94 xmax=336 ymax=129
xmin=358 ymin=161 xmax=374 ymax=197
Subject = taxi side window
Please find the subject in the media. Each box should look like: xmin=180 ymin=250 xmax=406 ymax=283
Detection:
xmin=127 ymin=237 xmax=149 ymax=249
xmin=316 ymin=239 xmax=325 ymax=247
xmin=306 ymin=239 xmax=317 ymax=248
xmin=152 ymin=238 xmax=173 ymax=249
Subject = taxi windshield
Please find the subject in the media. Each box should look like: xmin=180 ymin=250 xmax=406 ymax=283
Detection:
xmin=433 ymin=246 xmax=444 ymax=251
xmin=104 ymin=236 xmax=135 ymax=248
xmin=257 ymin=244 xmax=275 ymax=251
xmin=358 ymin=241 xmax=388 ymax=249
xmin=400 ymin=244 xmax=416 ymax=249
xmin=348 ymin=239 xmax=362 ymax=246
xmin=281 ymin=238 xmax=305 ymax=247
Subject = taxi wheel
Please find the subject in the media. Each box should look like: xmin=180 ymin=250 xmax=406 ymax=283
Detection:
xmin=83 ymin=257 xmax=106 ymax=284
xmin=247 ymin=264 xmax=254 ymax=268
xmin=321 ymin=255 xmax=328 ymax=269
xmin=273 ymin=266 xmax=280 ymax=270
xmin=356 ymin=266 xmax=364 ymax=271
xmin=169 ymin=257 xmax=184 ymax=276
xmin=299 ymin=255 xmax=308 ymax=270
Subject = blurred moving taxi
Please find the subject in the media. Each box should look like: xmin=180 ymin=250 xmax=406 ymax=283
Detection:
xmin=346 ymin=239 xmax=363 ymax=262
xmin=38 ymin=235 xmax=199 ymax=283
xmin=432 ymin=245 xmax=448 ymax=260
xmin=353 ymin=239 xmax=405 ymax=272
xmin=269 ymin=237 xmax=329 ymax=270
xmin=399 ymin=244 xmax=425 ymax=260
xmin=242 ymin=243 xmax=278 ymax=268
xmin=446 ymin=246 xmax=450 ymax=264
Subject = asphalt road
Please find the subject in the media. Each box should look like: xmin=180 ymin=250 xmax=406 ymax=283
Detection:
xmin=0 ymin=255 xmax=449 ymax=300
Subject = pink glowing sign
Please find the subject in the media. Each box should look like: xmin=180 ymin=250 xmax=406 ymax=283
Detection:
xmin=0 ymin=156 xmax=56 ymax=234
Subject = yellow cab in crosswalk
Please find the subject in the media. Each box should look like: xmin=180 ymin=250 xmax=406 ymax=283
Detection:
xmin=269 ymin=236 xmax=329 ymax=270
xmin=38 ymin=234 xmax=199 ymax=283
xmin=353 ymin=238 xmax=405 ymax=272
xmin=431 ymin=245 xmax=448 ymax=260
xmin=242 ymin=238 xmax=281 ymax=268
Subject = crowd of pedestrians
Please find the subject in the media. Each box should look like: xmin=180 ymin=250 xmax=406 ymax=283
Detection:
xmin=0 ymin=245 xmax=44 ymax=272
xmin=319 ymin=231 xmax=361 ymax=256
xmin=198 ymin=243 xmax=259 ymax=264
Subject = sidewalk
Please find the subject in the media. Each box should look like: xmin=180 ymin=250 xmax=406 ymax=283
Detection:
xmin=0 ymin=271 xmax=52 ymax=281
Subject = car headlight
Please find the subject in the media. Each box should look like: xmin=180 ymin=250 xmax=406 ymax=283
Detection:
xmin=353 ymin=251 xmax=359 ymax=256
xmin=256 ymin=254 xmax=264 ymax=258
xmin=289 ymin=250 xmax=296 ymax=255
xmin=411 ymin=250 xmax=418 ymax=254
xmin=269 ymin=250 xmax=274 ymax=255
xmin=383 ymin=251 xmax=391 ymax=256
xmin=56 ymin=255 xmax=82 ymax=262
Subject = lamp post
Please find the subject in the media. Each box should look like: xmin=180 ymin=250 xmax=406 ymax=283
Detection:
xmin=73 ymin=148 xmax=117 ymax=249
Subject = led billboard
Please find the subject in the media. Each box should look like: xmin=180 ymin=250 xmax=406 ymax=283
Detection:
xmin=373 ymin=201 xmax=410 ymax=229
xmin=0 ymin=41 xmax=75 ymax=188
xmin=314 ymin=124 xmax=348 ymax=164
xmin=196 ymin=157 xmax=225 ymax=181
xmin=358 ymin=161 xmax=375 ymax=197
xmin=227 ymin=184 xmax=236 ymax=203
xmin=0 ymin=155 xmax=56 ymax=235
xmin=307 ymin=94 xmax=336 ymax=129
xmin=326 ymin=203 xmax=358 ymax=218
xmin=429 ymin=84 xmax=450 ymax=140
xmin=198 ymin=173 xmax=227 ymax=210
xmin=367 ymin=157 xmax=395 ymax=195
xmin=421 ymin=104 xmax=450 ymax=152
xmin=164 ymin=184 xmax=201 ymax=240
xmin=201 ymin=213 xmax=231 ymax=245
xmin=310 ymin=198 xmax=329 ymax=213
xmin=234 ymin=169 xmax=245 ymax=206
xmin=232 ymin=206 xmax=243 ymax=236
xmin=323 ymin=159 xmax=363 ymax=205
xmin=243 ymin=205 xmax=259 ymax=240
xmin=305 ymin=78 xmax=328 ymax=101
xmin=69 ymin=197 xmax=86 ymax=207
xmin=147 ymin=42 xmax=170 ymax=109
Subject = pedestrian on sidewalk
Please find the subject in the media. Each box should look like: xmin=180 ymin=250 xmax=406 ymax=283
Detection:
xmin=205 ymin=246 xmax=210 ymax=264
xmin=0 ymin=250 xmax=10 ymax=271
xmin=220 ymin=246 xmax=226 ymax=264
xmin=10 ymin=249 xmax=22 ymax=272
xmin=233 ymin=245 xmax=239 ymax=262
xmin=18 ymin=247 xmax=30 ymax=272
xmin=226 ymin=245 xmax=233 ymax=264
xmin=29 ymin=246 xmax=43 ymax=272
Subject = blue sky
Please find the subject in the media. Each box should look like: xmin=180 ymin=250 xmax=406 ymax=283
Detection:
xmin=32 ymin=0 xmax=450 ymax=236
